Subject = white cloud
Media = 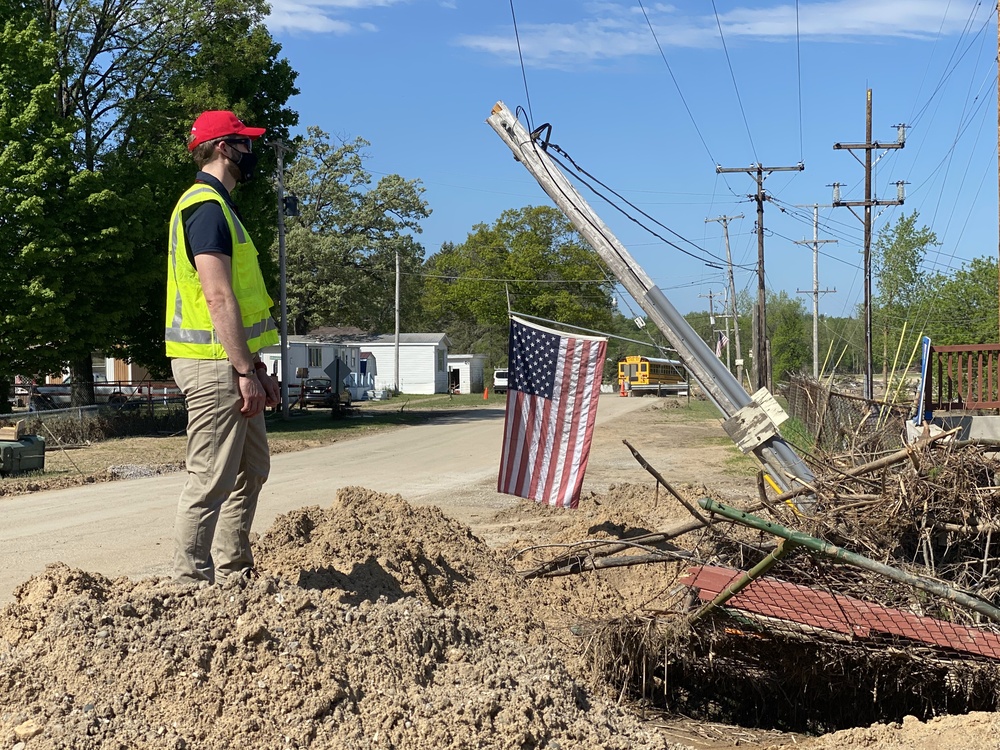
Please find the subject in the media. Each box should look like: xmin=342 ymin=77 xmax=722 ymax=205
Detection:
xmin=456 ymin=0 xmax=982 ymax=67
xmin=267 ymin=0 xmax=406 ymax=34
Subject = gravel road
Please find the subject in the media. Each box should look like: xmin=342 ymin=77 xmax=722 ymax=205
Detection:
xmin=0 ymin=394 xmax=653 ymax=603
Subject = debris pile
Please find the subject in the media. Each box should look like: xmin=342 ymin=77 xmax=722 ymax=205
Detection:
xmin=514 ymin=437 xmax=1000 ymax=734
xmin=0 ymin=487 xmax=679 ymax=750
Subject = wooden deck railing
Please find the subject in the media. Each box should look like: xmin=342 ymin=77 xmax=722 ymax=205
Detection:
xmin=925 ymin=343 xmax=1000 ymax=411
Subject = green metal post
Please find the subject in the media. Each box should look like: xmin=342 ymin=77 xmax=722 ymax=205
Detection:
xmin=699 ymin=498 xmax=1000 ymax=624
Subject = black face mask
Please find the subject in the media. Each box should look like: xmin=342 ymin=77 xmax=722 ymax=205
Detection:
xmin=226 ymin=145 xmax=258 ymax=184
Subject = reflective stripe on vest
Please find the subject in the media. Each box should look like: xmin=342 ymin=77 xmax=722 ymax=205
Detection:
xmin=165 ymin=184 xmax=279 ymax=359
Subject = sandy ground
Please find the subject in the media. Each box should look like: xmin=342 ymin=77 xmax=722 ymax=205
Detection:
xmin=0 ymin=394 xmax=681 ymax=604
xmin=5 ymin=393 xmax=987 ymax=749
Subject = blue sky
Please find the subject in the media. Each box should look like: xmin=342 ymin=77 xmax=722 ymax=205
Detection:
xmin=264 ymin=0 xmax=996 ymax=323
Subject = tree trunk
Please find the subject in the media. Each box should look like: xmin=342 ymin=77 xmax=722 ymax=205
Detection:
xmin=69 ymin=356 xmax=96 ymax=406
xmin=0 ymin=376 xmax=11 ymax=414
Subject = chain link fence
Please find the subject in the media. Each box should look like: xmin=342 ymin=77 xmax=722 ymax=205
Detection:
xmin=784 ymin=374 xmax=909 ymax=455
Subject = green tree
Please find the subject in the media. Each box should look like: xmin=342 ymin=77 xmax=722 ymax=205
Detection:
xmin=0 ymin=6 xmax=77 ymax=409
xmin=279 ymin=128 xmax=430 ymax=335
xmin=872 ymin=212 xmax=938 ymax=386
xmin=767 ymin=290 xmax=810 ymax=383
xmin=420 ymin=206 xmax=615 ymax=369
xmin=7 ymin=0 xmax=298 ymax=400
xmin=922 ymin=256 xmax=999 ymax=345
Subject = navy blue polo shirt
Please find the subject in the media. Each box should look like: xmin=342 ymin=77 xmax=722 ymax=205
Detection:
xmin=181 ymin=172 xmax=242 ymax=264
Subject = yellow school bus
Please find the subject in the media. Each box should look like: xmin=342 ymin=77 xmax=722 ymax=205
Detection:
xmin=618 ymin=355 xmax=687 ymax=394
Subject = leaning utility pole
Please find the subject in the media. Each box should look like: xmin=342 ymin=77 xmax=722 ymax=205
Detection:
xmin=794 ymin=204 xmax=837 ymax=379
xmin=716 ymin=162 xmax=804 ymax=392
xmin=832 ymin=89 xmax=905 ymax=401
xmin=487 ymin=101 xmax=815 ymax=504
xmin=706 ymin=213 xmax=745 ymax=385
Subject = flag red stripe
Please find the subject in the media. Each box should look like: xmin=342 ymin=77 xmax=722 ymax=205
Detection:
xmin=497 ymin=319 xmax=607 ymax=508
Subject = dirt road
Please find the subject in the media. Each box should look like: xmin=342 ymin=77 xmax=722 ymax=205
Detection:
xmin=0 ymin=394 xmax=662 ymax=603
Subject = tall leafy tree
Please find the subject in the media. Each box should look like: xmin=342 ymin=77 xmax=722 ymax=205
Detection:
xmin=280 ymin=127 xmax=429 ymax=335
xmin=767 ymin=290 xmax=810 ymax=383
xmin=872 ymin=212 xmax=938 ymax=386
xmin=0 ymin=4 xmax=77 ymax=409
xmin=922 ymin=256 xmax=999 ymax=345
xmin=7 ymin=0 xmax=298 ymax=401
xmin=420 ymin=206 xmax=615 ymax=369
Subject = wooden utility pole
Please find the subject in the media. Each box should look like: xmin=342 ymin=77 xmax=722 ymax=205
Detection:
xmin=706 ymin=214 xmax=745 ymax=385
xmin=794 ymin=204 xmax=837 ymax=379
xmin=832 ymin=89 xmax=905 ymax=402
xmin=487 ymin=100 xmax=817 ymax=502
xmin=997 ymin=5 xmax=1000 ymax=340
xmin=267 ymin=139 xmax=292 ymax=419
xmin=716 ymin=163 xmax=804 ymax=392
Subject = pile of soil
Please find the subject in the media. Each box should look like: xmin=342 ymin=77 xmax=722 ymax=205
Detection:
xmin=0 ymin=487 xmax=682 ymax=750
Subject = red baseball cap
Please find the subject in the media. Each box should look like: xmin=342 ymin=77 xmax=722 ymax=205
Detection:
xmin=188 ymin=110 xmax=266 ymax=151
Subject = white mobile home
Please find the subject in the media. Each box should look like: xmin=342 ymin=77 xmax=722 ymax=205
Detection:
xmin=344 ymin=333 xmax=451 ymax=395
xmin=447 ymin=354 xmax=486 ymax=394
xmin=258 ymin=336 xmax=361 ymax=387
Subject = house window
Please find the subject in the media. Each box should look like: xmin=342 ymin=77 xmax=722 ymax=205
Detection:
xmin=438 ymin=349 xmax=446 ymax=371
xmin=308 ymin=347 xmax=322 ymax=367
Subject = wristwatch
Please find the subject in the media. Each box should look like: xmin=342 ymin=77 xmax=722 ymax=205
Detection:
xmin=237 ymin=369 xmax=256 ymax=378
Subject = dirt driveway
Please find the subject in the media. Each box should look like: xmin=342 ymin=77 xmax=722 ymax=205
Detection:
xmin=0 ymin=393 xmax=738 ymax=603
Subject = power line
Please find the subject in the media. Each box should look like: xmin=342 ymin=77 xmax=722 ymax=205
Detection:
xmin=507 ymin=0 xmax=534 ymax=128
xmin=711 ymin=0 xmax=757 ymax=162
xmin=636 ymin=0 xmax=717 ymax=167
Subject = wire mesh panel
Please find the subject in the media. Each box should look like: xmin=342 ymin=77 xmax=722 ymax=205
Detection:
xmin=785 ymin=375 xmax=908 ymax=454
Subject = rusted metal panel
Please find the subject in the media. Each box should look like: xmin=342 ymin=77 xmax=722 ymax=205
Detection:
xmin=682 ymin=565 xmax=1000 ymax=660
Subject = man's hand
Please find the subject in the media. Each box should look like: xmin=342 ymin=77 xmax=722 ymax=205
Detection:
xmin=238 ymin=373 xmax=266 ymax=417
xmin=259 ymin=371 xmax=280 ymax=408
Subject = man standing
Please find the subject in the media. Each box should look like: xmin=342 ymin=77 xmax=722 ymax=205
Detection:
xmin=165 ymin=110 xmax=280 ymax=584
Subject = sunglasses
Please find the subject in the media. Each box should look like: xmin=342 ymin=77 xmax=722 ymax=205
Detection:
xmin=223 ymin=138 xmax=252 ymax=151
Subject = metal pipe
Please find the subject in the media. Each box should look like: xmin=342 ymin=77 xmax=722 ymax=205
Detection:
xmin=699 ymin=498 xmax=1000 ymax=624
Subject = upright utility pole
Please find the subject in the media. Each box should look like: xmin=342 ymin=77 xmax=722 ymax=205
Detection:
xmin=267 ymin=140 xmax=291 ymax=419
xmin=794 ymin=205 xmax=837 ymax=379
xmin=394 ymin=250 xmax=401 ymax=394
xmin=832 ymin=89 xmax=905 ymax=401
xmin=699 ymin=287 xmax=728 ymax=364
xmin=997 ymin=7 xmax=1000 ymax=340
xmin=706 ymin=213 xmax=745 ymax=385
xmin=716 ymin=162 xmax=804 ymax=392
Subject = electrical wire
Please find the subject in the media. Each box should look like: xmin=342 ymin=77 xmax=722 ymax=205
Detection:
xmin=635 ymin=0 xmax=716 ymax=167
xmin=794 ymin=0 xmax=803 ymax=163
xmin=710 ymin=0 xmax=757 ymax=162
xmin=542 ymin=140 xmax=755 ymax=271
xmin=508 ymin=0 xmax=533 ymax=128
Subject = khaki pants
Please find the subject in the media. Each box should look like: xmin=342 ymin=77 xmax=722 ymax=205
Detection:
xmin=171 ymin=358 xmax=269 ymax=583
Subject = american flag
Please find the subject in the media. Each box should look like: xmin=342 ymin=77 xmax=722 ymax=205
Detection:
xmin=715 ymin=331 xmax=730 ymax=358
xmin=498 ymin=317 xmax=607 ymax=509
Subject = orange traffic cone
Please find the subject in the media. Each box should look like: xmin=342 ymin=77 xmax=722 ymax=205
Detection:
xmin=484 ymin=387 xmax=489 ymax=400
xmin=619 ymin=379 xmax=626 ymax=397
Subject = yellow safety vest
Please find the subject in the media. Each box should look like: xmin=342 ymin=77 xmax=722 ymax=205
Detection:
xmin=164 ymin=184 xmax=279 ymax=359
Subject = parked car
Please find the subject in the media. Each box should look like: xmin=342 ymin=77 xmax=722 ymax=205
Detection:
xmin=302 ymin=377 xmax=351 ymax=408
xmin=493 ymin=369 xmax=509 ymax=395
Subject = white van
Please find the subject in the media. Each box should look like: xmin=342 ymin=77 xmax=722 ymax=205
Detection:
xmin=493 ymin=369 xmax=509 ymax=395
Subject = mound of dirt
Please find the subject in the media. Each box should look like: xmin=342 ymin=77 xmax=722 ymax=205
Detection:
xmin=254 ymin=486 xmax=541 ymax=640
xmin=0 ymin=488 xmax=680 ymax=750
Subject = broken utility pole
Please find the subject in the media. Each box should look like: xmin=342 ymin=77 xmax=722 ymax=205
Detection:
xmin=486 ymin=101 xmax=815 ymax=503
xmin=716 ymin=162 xmax=804 ymax=393
xmin=832 ymin=88 xmax=906 ymax=401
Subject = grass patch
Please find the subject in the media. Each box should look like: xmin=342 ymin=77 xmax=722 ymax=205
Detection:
xmin=698 ymin=436 xmax=759 ymax=477
xmin=651 ymin=398 xmax=726 ymax=422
